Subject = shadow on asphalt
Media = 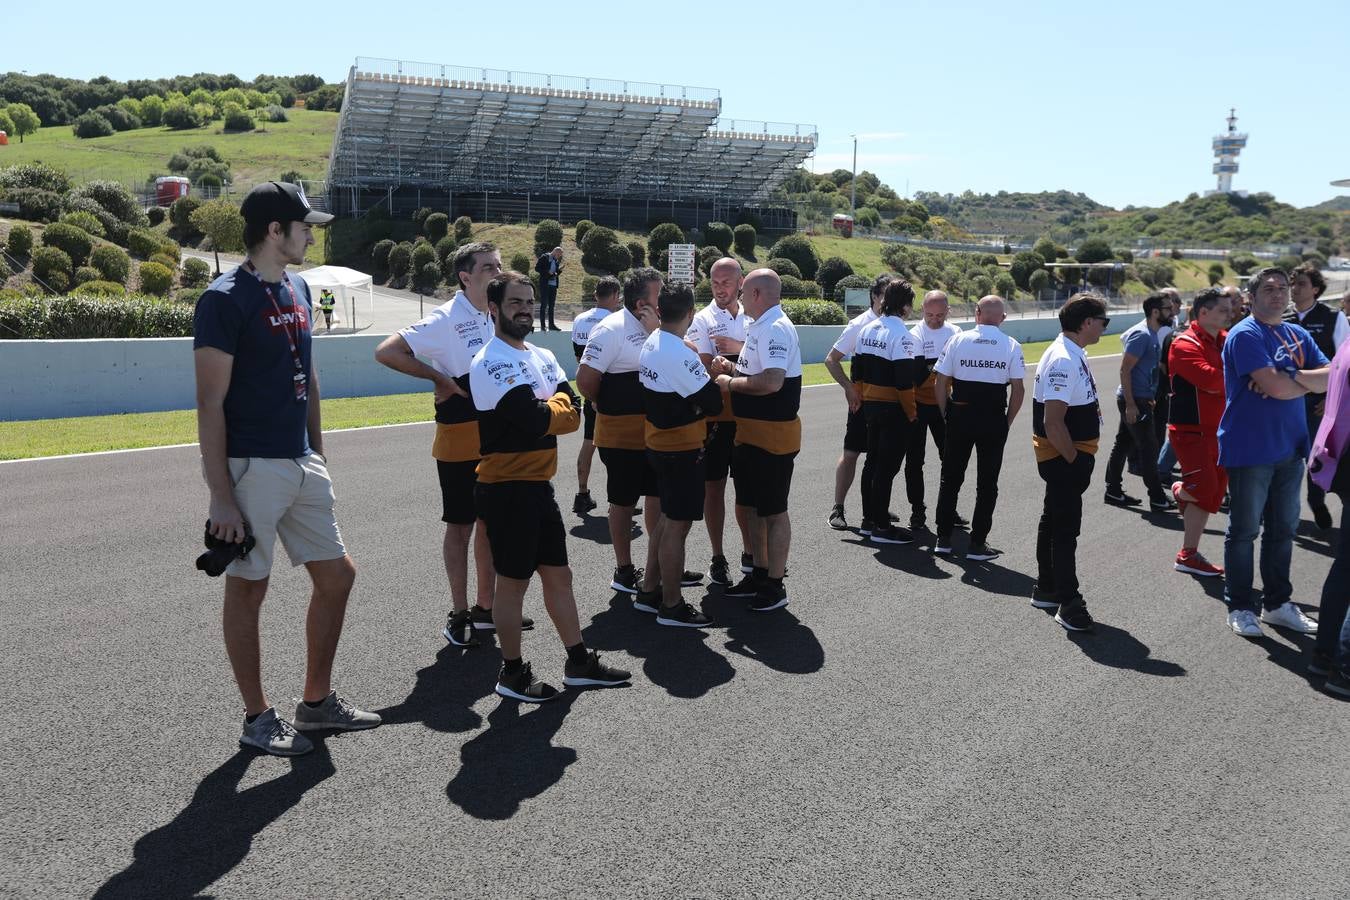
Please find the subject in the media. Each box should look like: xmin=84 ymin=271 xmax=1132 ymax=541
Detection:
xmin=714 ymin=595 xmax=825 ymax=676
xmin=567 ymin=514 xmax=643 ymax=546
xmin=93 ymin=742 xmax=336 ymax=899
xmin=1254 ymin=621 xmax=1318 ymax=685
xmin=951 ymin=558 xmax=1037 ymax=598
xmin=582 ymin=593 xmax=736 ymax=698
xmin=444 ymin=690 xmax=581 ymax=820
xmin=1065 ymin=623 xmax=1187 ymax=676
xmin=376 ymin=642 xmax=502 ymax=735
xmin=832 ymin=535 xmax=954 ymax=580
xmin=1293 ymin=520 xmax=1337 ymax=559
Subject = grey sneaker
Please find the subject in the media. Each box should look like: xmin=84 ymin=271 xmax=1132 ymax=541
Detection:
xmin=293 ymin=691 xmax=382 ymax=732
xmin=239 ymin=708 xmax=313 ymax=756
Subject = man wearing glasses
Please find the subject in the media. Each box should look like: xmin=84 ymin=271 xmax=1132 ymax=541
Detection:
xmin=1218 ymin=267 xmax=1330 ymax=638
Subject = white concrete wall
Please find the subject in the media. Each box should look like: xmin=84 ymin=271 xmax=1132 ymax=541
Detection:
xmin=1 ymin=312 xmax=1143 ymax=421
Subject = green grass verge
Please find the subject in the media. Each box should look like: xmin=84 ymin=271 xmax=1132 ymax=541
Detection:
xmin=1 ymin=334 xmax=1123 ymax=460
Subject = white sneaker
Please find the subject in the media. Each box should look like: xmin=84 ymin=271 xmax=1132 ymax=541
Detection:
xmin=1227 ymin=609 xmax=1264 ymax=638
xmin=1260 ymin=602 xmax=1318 ymax=634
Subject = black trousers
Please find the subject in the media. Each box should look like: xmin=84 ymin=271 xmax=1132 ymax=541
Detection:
xmin=1307 ymin=397 xmax=1327 ymax=509
xmin=538 ymin=283 xmax=558 ymax=329
xmin=1036 ymin=453 xmax=1095 ymax=606
xmin=863 ymin=404 xmax=910 ymax=526
xmin=904 ymin=402 xmax=945 ymax=516
xmin=1104 ymin=396 xmax=1166 ymax=503
xmin=935 ymin=405 xmax=1008 ymax=543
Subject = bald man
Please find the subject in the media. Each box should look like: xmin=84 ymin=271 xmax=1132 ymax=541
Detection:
xmin=932 ymin=296 xmax=1026 ymax=558
xmin=907 ymin=290 xmax=963 ymax=532
xmin=684 ymin=256 xmax=753 ymax=586
xmin=714 ymin=269 xmax=801 ymax=612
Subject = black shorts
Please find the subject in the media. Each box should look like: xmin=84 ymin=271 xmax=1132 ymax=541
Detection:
xmin=598 ymin=447 xmax=658 ymax=507
xmin=474 ymin=481 xmax=567 ymax=579
xmin=732 ymin=443 xmax=797 ymax=517
xmin=436 ymin=459 xmax=479 ymax=525
xmin=648 ymin=449 xmax=706 ymax=522
xmin=581 ymin=398 xmax=597 ymax=441
xmin=703 ymin=421 xmax=736 ymax=482
xmin=843 ymin=405 xmax=868 ymax=453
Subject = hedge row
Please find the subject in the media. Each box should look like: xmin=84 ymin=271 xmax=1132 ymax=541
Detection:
xmin=0 ymin=294 xmax=195 ymax=339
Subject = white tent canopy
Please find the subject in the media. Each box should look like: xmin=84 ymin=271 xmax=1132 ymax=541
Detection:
xmin=296 ymin=266 xmax=374 ymax=331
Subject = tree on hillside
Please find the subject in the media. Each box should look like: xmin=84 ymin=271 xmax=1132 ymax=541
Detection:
xmin=189 ymin=200 xmax=245 ymax=275
xmin=0 ymin=109 xmax=14 ymax=139
xmin=1207 ymin=263 xmax=1225 ymax=286
xmin=1074 ymin=237 xmax=1114 ymax=264
xmin=1032 ymin=237 xmax=1059 ymax=263
xmin=5 ymin=103 xmax=40 ymax=142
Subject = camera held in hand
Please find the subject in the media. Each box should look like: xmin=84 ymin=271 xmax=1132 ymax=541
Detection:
xmin=196 ymin=520 xmax=256 ymax=577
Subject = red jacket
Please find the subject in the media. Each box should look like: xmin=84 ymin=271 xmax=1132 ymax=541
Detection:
xmin=1168 ymin=321 xmax=1226 ymax=433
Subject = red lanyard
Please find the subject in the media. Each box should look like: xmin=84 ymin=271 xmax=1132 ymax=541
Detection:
xmin=244 ymin=261 xmax=308 ymax=401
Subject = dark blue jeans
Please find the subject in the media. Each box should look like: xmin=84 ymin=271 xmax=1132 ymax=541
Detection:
xmin=1223 ymin=454 xmax=1304 ymax=613
xmin=1316 ymin=503 xmax=1350 ymax=662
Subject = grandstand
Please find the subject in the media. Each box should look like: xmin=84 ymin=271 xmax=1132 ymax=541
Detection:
xmin=327 ymin=57 xmax=817 ymax=232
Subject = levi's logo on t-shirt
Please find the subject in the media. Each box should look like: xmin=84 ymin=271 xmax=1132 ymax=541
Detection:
xmin=264 ymin=306 xmax=308 ymax=332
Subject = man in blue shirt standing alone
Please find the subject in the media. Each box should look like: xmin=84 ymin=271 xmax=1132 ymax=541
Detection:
xmin=1104 ymin=292 xmax=1176 ymax=511
xmin=1219 ymin=267 xmax=1331 ymax=638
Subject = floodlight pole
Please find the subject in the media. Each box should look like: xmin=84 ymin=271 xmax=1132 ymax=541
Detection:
xmin=850 ymin=134 xmax=857 ymax=216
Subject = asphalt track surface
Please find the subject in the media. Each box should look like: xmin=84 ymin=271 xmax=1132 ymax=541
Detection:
xmin=4 ymin=355 xmax=1348 ymax=899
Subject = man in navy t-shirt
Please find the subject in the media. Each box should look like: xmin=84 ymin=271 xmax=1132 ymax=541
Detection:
xmin=194 ymin=181 xmax=380 ymax=756
xmin=1218 ymin=267 xmax=1331 ymax=640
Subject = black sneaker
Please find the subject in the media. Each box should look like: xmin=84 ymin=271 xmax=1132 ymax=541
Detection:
xmin=858 ymin=518 xmax=875 ymax=536
xmin=828 ymin=505 xmax=849 ymax=530
xmin=1313 ymin=502 xmax=1334 ymax=530
xmin=573 ymin=490 xmax=597 ymax=515
xmin=953 ymin=513 xmax=970 ymax=528
xmin=656 ymin=601 xmax=712 ymax=628
xmin=870 ymin=525 xmax=914 ymax=545
xmin=724 ymin=572 xmax=761 ymax=598
xmin=470 ymin=604 xmax=533 ymax=631
xmin=1307 ymin=649 xmax=1337 ymax=677
xmin=1149 ymin=496 xmax=1178 ymax=512
xmin=441 ymin=610 xmax=478 ymax=647
xmin=610 ymin=565 xmax=643 ymax=595
xmin=708 ymin=555 xmax=732 ymax=585
xmin=909 ymin=512 xmax=927 ymax=532
xmin=1055 ymin=604 xmax=1095 ymax=633
xmin=681 ymin=569 xmax=704 ymax=587
xmin=563 ymin=650 xmax=632 ymax=687
xmin=966 ymin=541 xmax=1002 ymax=561
xmin=1030 ymin=586 xmax=1059 ymax=609
xmin=1104 ymin=489 xmax=1142 ymax=506
xmin=740 ymin=552 xmax=753 ymax=574
xmin=1325 ymin=669 xmax=1350 ymax=698
xmin=495 ymin=662 xmax=559 ymax=702
xmin=632 ymin=589 xmax=661 ymax=614
xmin=887 ymin=510 xmax=901 ymax=523
xmin=749 ymin=581 xmax=788 ymax=612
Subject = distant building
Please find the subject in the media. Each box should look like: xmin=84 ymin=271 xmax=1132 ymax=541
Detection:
xmin=1205 ymin=109 xmax=1248 ymax=198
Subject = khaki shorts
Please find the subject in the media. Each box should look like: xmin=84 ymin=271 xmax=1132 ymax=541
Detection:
xmin=212 ymin=454 xmax=347 ymax=580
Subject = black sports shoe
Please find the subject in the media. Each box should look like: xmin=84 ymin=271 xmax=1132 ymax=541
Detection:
xmin=953 ymin=513 xmax=970 ymax=528
xmin=858 ymin=518 xmax=875 ymax=536
xmin=1055 ymin=604 xmax=1095 ymax=633
xmin=1313 ymin=502 xmax=1334 ymax=531
xmin=887 ymin=510 xmax=901 ymax=523
xmin=1030 ymin=586 xmax=1059 ymax=609
xmin=724 ymin=572 xmax=761 ymax=598
xmin=495 ymin=662 xmax=559 ymax=702
xmin=632 ymin=589 xmax=661 ymax=614
xmin=470 ymin=604 xmax=533 ymax=631
xmin=610 ymin=565 xmax=643 ymax=594
xmin=442 ymin=610 xmax=478 ymax=647
xmin=563 ymin=650 xmax=632 ymax=687
xmin=681 ymin=569 xmax=704 ymax=587
xmin=966 ymin=541 xmax=1002 ymax=561
xmin=909 ymin=512 xmax=927 ymax=532
xmin=708 ymin=555 xmax=732 ymax=586
xmin=1326 ymin=669 xmax=1350 ymax=698
xmin=1149 ymin=496 xmax=1178 ymax=512
xmin=1104 ymin=489 xmax=1142 ymax=506
xmin=573 ymin=491 xmax=597 ymax=515
xmin=1307 ymin=649 xmax=1336 ymax=677
xmin=828 ymin=505 xmax=849 ymax=530
xmin=870 ymin=525 xmax=914 ymax=545
xmin=740 ymin=552 xmax=753 ymax=574
xmin=656 ymin=601 xmax=712 ymax=628
xmin=749 ymin=581 xmax=788 ymax=612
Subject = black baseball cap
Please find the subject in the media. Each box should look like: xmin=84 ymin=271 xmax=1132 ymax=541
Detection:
xmin=240 ymin=181 xmax=334 ymax=226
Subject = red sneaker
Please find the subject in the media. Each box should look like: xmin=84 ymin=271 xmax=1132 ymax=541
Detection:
xmin=1171 ymin=481 xmax=1189 ymax=514
xmin=1174 ymin=549 xmax=1222 ymax=577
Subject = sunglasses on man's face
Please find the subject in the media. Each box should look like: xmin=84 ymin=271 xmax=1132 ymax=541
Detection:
xmin=1093 ymin=316 xmax=1111 ymax=327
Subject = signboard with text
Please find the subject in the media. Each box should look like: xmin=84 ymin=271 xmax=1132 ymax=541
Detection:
xmin=667 ymin=243 xmax=697 ymax=284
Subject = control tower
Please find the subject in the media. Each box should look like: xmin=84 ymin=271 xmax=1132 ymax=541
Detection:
xmin=1207 ymin=109 xmax=1248 ymax=197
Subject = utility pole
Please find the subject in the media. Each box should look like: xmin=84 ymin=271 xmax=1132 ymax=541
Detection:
xmin=850 ymin=134 xmax=857 ymax=216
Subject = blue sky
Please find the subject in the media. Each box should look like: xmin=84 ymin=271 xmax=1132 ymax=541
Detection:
xmin=10 ymin=0 xmax=1348 ymax=209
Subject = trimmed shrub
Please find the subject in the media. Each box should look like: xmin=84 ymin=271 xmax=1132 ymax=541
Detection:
xmin=187 ymin=157 xmax=231 ymax=187
xmin=816 ymin=257 xmax=854 ymax=297
xmin=32 ymin=246 xmax=74 ymax=285
xmin=7 ymin=223 xmax=34 ymax=256
xmin=0 ymin=294 xmax=195 ymax=339
xmin=782 ymin=298 xmax=844 ymax=324
xmin=74 ymin=266 xmax=101 ymax=285
xmin=149 ymin=252 xmax=179 ymax=271
xmin=694 ymin=279 xmax=713 ymax=304
xmin=138 ymin=261 xmax=175 ymax=295
xmin=574 ymin=220 xmax=595 ymax=247
xmin=72 ymin=111 xmax=115 ymax=139
xmin=146 ymin=206 xmax=167 ymax=226
xmin=58 ymin=210 xmax=107 ymax=239
xmin=648 ymin=223 xmax=686 ymax=271
xmin=778 ymin=276 xmax=821 ymax=300
xmin=90 ymin=245 xmax=131 ymax=284
xmin=1228 ymin=252 xmax=1260 ymax=276
xmin=44 ymin=271 xmax=71 ymax=294
xmin=67 ymin=181 xmax=148 ymax=230
xmin=41 ymin=223 xmax=95 ymax=267
xmin=424 ymin=212 xmax=450 ymax=242
xmin=698 ymin=245 xmax=725 ymax=276
xmin=1009 ymin=251 xmax=1046 ymax=289
xmin=733 ymin=223 xmax=757 ymax=257
xmin=222 ymin=103 xmax=254 ymax=132
xmin=415 ymin=261 xmax=442 ymax=292
xmin=453 ymin=216 xmax=473 ymax=241
xmin=61 ymin=196 xmax=125 ymax=243
xmin=0 ymin=162 xmax=72 ymax=194
xmin=768 ymin=234 xmax=820 ymax=281
xmin=580 ymin=226 xmax=631 ymax=275
xmin=72 ymin=280 xmax=128 ymax=297
xmin=533 ymin=219 xmax=563 ymax=256
xmin=169 ymin=196 xmax=203 ymax=231
xmin=181 ymin=257 xmax=212 ymax=287
xmin=388 ymin=242 xmax=413 ymax=279
xmin=263 ymin=105 xmax=288 ymax=123
xmin=832 ymin=273 xmax=871 ymax=303
xmin=95 ymin=104 xmax=140 ymax=132
xmin=411 ymin=207 xmax=433 ymax=230
xmin=371 ymin=239 xmax=395 ymax=271
xmin=4 ymin=188 xmax=64 ymax=222
xmin=1027 ymin=268 xmax=1051 ymax=297
xmin=1170 ymin=248 xmax=1185 ymax=261
xmin=703 ymin=222 xmax=733 ymax=254
xmin=435 ymin=236 xmax=458 ymax=264
xmin=627 ymin=241 xmax=645 ymax=267
xmin=765 ymin=257 xmax=802 ymax=279
xmin=510 ymin=253 xmax=532 ymax=274
xmin=411 ymin=241 xmax=438 ymax=275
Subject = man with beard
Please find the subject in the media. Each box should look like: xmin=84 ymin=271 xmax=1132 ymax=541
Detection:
xmin=906 ymin=290 xmax=963 ymax=533
xmin=1103 ymin=292 xmax=1177 ymax=511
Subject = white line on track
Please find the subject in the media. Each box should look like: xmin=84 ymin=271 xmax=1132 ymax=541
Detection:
xmin=3 ymin=354 xmax=1125 ymax=465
